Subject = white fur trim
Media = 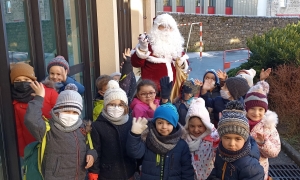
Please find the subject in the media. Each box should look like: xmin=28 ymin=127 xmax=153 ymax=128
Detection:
xmin=261 ymin=110 xmax=278 ymax=129
xmin=135 ymin=44 xmax=151 ymax=59
xmin=166 ymin=62 xmax=173 ymax=82
xmin=146 ymin=55 xmax=172 ymax=64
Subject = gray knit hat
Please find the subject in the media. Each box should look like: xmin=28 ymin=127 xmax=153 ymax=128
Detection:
xmin=47 ymin=56 xmax=69 ymax=74
xmin=53 ymin=84 xmax=83 ymax=115
xmin=226 ymin=77 xmax=250 ymax=100
xmin=218 ymin=101 xmax=249 ymax=141
xmin=104 ymin=80 xmax=128 ymax=107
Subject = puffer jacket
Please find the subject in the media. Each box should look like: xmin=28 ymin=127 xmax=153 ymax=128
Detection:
xmin=250 ymin=110 xmax=281 ymax=180
xmin=93 ymin=99 xmax=104 ymax=121
xmin=13 ymin=84 xmax=58 ymax=157
xmin=126 ymin=125 xmax=195 ymax=180
xmin=88 ymin=113 xmax=136 ymax=179
xmin=207 ymin=137 xmax=265 ymax=180
xmin=130 ymin=98 xmax=160 ymax=118
xmin=24 ymin=96 xmax=97 ymax=180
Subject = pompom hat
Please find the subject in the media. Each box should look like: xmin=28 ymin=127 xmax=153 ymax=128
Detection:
xmin=10 ymin=63 xmax=37 ymax=84
xmin=218 ymin=101 xmax=249 ymax=141
xmin=244 ymin=81 xmax=269 ymax=111
xmin=104 ymin=80 xmax=128 ymax=107
xmin=153 ymin=103 xmax=179 ymax=128
xmin=47 ymin=56 xmax=69 ymax=74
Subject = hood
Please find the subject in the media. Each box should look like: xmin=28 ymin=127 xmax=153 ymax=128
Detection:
xmin=203 ymin=69 xmax=219 ymax=84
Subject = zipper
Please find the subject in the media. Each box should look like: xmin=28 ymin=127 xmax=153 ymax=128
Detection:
xmin=74 ymin=131 xmax=79 ymax=180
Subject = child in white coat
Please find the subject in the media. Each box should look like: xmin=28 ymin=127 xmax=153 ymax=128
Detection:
xmin=244 ymin=81 xmax=281 ymax=180
xmin=184 ymin=98 xmax=219 ymax=180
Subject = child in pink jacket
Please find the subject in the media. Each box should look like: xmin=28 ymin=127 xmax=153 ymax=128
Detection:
xmin=130 ymin=79 xmax=160 ymax=118
xmin=244 ymin=81 xmax=281 ymax=180
xmin=184 ymin=98 xmax=219 ymax=180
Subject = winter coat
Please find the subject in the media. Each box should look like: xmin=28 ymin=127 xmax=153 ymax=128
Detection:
xmin=24 ymin=96 xmax=97 ymax=180
xmin=201 ymin=95 xmax=244 ymax=125
xmin=13 ymin=84 xmax=58 ymax=157
xmin=173 ymin=100 xmax=189 ymax=126
xmin=93 ymin=97 xmax=104 ymax=121
xmin=59 ymin=76 xmax=85 ymax=94
xmin=126 ymin=127 xmax=195 ymax=180
xmin=250 ymin=110 xmax=281 ymax=180
xmin=89 ymin=113 xmax=136 ymax=179
xmin=130 ymin=98 xmax=160 ymax=118
xmin=207 ymin=137 xmax=264 ymax=180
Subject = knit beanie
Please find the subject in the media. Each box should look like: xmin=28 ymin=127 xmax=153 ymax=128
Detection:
xmin=53 ymin=83 xmax=83 ymax=115
xmin=104 ymin=80 xmax=128 ymax=107
xmin=244 ymin=81 xmax=269 ymax=111
xmin=203 ymin=69 xmax=219 ymax=84
xmin=153 ymin=103 xmax=179 ymax=128
xmin=236 ymin=74 xmax=253 ymax=87
xmin=182 ymin=80 xmax=199 ymax=95
xmin=236 ymin=68 xmax=256 ymax=79
xmin=47 ymin=56 xmax=69 ymax=74
xmin=226 ymin=77 xmax=250 ymax=100
xmin=10 ymin=63 xmax=37 ymax=83
xmin=218 ymin=101 xmax=249 ymax=141
xmin=185 ymin=98 xmax=213 ymax=134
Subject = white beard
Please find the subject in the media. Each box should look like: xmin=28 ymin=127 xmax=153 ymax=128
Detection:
xmin=149 ymin=28 xmax=185 ymax=59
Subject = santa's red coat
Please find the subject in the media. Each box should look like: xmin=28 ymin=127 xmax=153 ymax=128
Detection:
xmin=131 ymin=44 xmax=187 ymax=91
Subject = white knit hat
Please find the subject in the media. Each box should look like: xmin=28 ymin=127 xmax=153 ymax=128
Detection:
xmin=236 ymin=68 xmax=256 ymax=79
xmin=104 ymin=80 xmax=128 ymax=107
xmin=236 ymin=73 xmax=253 ymax=87
xmin=184 ymin=98 xmax=214 ymax=138
xmin=53 ymin=84 xmax=83 ymax=115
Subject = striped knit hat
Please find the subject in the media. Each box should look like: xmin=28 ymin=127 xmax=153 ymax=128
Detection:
xmin=47 ymin=56 xmax=69 ymax=74
xmin=218 ymin=101 xmax=249 ymax=141
xmin=244 ymin=81 xmax=269 ymax=111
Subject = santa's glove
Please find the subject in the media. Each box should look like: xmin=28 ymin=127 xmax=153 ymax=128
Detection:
xmin=160 ymin=76 xmax=173 ymax=99
xmin=88 ymin=173 xmax=98 ymax=180
xmin=138 ymin=33 xmax=149 ymax=52
xmin=131 ymin=117 xmax=148 ymax=135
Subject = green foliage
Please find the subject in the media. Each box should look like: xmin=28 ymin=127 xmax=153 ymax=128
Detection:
xmin=228 ymin=22 xmax=300 ymax=77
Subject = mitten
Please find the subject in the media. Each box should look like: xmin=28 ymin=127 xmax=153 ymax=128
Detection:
xmin=131 ymin=117 xmax=148 ymax=135
xmin=88 ymin=173 xmax=98 ymax=180
xmin=160 ymin=76 xmax=173 ymax=99
xmin=138 ymin=33 xmax=149 ymax=52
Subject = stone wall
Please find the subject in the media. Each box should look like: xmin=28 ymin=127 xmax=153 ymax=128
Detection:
xmin=158 ymin=12 xmax=300 ymax=51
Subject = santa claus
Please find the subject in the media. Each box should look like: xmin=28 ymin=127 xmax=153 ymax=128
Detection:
xmin=131 ymin=13 xmax=189 ymax=99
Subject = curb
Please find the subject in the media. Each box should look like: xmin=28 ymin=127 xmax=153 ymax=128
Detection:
xmin=280 ymin=138 xmax=300 ymax=167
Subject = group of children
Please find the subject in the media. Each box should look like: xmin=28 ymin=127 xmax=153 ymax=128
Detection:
xmin=11 ymin=50 xmax=280 ymax=180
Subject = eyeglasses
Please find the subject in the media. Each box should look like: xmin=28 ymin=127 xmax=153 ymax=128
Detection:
xmin=139 ymin=92 xmax=156 ymax=97
xmin=107 ymin=103 xmax=125 ymax=108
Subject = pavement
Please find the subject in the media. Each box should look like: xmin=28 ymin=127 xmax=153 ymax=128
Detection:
xmin=186 ymin=50 xmax=300 ymax=169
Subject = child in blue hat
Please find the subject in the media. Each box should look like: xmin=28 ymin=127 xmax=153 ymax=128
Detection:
xmin=126 ymin=103 xmax=194 ymax=179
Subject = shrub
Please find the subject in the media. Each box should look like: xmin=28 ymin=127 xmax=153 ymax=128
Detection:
xmin=267 ymin=64 xmax=300 ymax=136
xmin=227 ymin=22 xmax=300 ymax=78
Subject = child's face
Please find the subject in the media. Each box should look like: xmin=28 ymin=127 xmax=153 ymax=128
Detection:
xmin=61 ymin=110 xmax=79 ymax=115
xmin=137 ymin=85 xmax=156 ymax=104
xmin=220 ymin=83 xmax=233 ymax=100
xmin=188 ymin=117 xmax=207 ymax=138
xmin=14 ymin=76 xmax=33 ymax=82
xmin=247 ymin=107 xmax=265 ymax=121
xmin=98 ymin=84 xmax=108 ymax=96
xmin=221 ymin=134 xmax=245 ymax=151
xmin=155 ymin=118 xmax=173 ymax=136
xmin=49 ymin=66 xmax=65 ymax=83
xmin=204 ymin=73 xmax=216 ymax=82
xmin=113 ymin=75 xmax=121 ymax=82
xmin=183 ymin=92 xmax=193 ymax=101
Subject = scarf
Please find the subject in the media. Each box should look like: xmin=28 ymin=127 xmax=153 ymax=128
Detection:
xmin=102 ymin=109 xmax=129 ymax=125
xmin=218 ymin=137 xmax=251 ymax=162
xmin=186 ymin=134 xmax=202 ymax=152
xmin=51 ymin=110 xmax=82 ymax=132
xmin=248 ymin=119 xmax=261 ymax=131
xmin=11 ymin=86 xmax=34 ymax=103
xmin=45 ymin=76 xmax=64 ymax=92
xmin=146 ymin=122 xmax=182 ymax=154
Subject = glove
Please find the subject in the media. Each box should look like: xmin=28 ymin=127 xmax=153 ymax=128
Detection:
xmin=88 ymin=173 xmax=98 ymax=180
xmin=131 ymin=117 xmax=148 ymax=135
xmin=182 ymin=85 xmax=193 ymax=94
xmin=160 ymin=76 xmax=173 ymax=99
xmin=138 ymin=33 xmax=149 ymax=52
